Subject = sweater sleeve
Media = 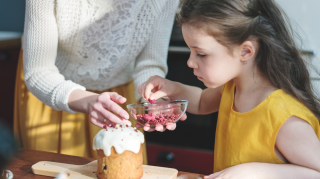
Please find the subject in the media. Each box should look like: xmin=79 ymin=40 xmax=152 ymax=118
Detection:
xmin=132 ymin=0 xmax=179 ymax=102
xmin=23 ymin=0 xmax=86 ymax=113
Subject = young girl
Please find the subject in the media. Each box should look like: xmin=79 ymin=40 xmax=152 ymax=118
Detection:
xmin=138 ymin=0 xmax=320 ymax=178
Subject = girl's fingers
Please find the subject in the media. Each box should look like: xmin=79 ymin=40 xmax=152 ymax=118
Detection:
xmin=144 ymin=82 xmax=158 ymax=101
xmin=140 ymin=82 xmax=148 ymax=100
xmin=180 ymin=113 xmax=187 ymax=121
xmin=142 ymin=123 xmax=156 ymax=132
xmin=149 ymin=90 xmax=168 ymax=101
xmin=165 ymin=123 xmax=176 ymax=130
xmin=142 ymin=123 xmax=150 ymax=131
xmin=93 ymin=103 xmax=129 ymax=124
xmin=135 ymin=123 xmax=144 ymax=128
xmin=155 ymin=123 xmax=164 ymax=132
xmin=97 ymin=95 xmax=129 ymax=120
xmin=139 ymin=82 xmax=147 ymax=99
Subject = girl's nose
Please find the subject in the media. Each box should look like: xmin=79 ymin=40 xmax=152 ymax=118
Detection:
xmin=187 ymin=55 xmax=198 ymax=69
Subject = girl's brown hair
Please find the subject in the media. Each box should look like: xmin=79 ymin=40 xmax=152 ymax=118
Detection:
xmin=177 ymin=0 xmax=320 ymax=121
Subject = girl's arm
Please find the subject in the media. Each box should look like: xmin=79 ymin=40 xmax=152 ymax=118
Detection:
xmin=206 ymin=162 xmax=320 ymax=179
xmin=139 ymin=76 xmax=223 ymax=115
xmin=205 ymin=116 xmax=320 ymax=179
xmin=272 ymin=116 xmax=320 ymax=177
xmin=174 ymin=82 xmax=222 ymax=114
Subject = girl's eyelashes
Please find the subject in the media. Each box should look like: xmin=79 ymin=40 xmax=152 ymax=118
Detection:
xmin=197 ymin=53 xmax=206 ymax=57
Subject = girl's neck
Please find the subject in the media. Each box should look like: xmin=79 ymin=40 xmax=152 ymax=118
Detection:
xmin=232 ymin=66 xmax=278 ymax=113
xmin=233 ymin=65 xmax=276 ymax=94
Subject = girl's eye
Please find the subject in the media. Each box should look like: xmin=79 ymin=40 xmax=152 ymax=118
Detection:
xmin=197 ymin=53 xmax=206 ymax=57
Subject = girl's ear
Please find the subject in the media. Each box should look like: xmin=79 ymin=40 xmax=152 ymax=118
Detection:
xmin=240 ymin=41 xmax=256 ymax=63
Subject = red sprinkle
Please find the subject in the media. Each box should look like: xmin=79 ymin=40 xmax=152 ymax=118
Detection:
xmin=126 ymin=124 xmax=129 ymax=127
xmin=134 ymin=129 xmax=138 ymax=132
xmin=103 ymin=125 xmax=108 ymax=130
xmin=148 ymin=98 xmax=156 ymax=104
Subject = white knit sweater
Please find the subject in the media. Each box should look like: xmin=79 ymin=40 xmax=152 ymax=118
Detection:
xmin=22 ymin=0 xmax=179 ymax=113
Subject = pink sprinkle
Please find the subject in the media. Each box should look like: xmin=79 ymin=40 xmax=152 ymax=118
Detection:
xmin=148 ymin=98 xmax=155 ymax=104
xmin=103 ymin=125 xmax=108 ymax=131
xmin=134 ymin=113 xmax=179 ymax=126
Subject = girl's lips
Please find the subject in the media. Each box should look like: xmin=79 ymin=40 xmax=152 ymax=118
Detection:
xmin=194 ymin=73 xmax=203 ymax=80
xmin=194 ymin=72 xmax=203 ymax=80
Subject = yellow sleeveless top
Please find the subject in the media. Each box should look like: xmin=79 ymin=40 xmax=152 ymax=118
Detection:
xmin=214 ymin=81 xmax=320 ymax=172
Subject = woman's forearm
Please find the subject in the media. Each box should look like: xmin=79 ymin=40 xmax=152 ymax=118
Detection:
xmin=68 ymin=89 xmax=98 ymax=114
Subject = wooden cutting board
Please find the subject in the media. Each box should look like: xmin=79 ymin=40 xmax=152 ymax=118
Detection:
xmin=32 ymin=160 xmax=178 ymax=179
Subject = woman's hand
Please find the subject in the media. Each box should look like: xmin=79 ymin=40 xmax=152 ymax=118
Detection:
xmin=68 ymin=90 xmax=131 ymax=128
xmin=89 ymin=92 xmax=131 ymax=128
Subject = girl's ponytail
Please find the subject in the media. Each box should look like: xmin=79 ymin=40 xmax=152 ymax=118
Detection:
xmin=253 ymin=0 xmax=320 ymax=120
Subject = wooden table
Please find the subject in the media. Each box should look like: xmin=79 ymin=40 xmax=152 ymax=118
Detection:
xmin=5 ymin=148 xmax=205 ymax=179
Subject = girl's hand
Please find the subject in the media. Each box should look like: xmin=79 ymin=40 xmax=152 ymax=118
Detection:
xmin=138 ymin=75 xmax=177 ymax=102
xmin=136 ymin=121 xmax=182 ymax=132
xmin=135 ymin=107 xmax=187 ymax=132
xmin=204 ymin=163 xmax=258 ymax=179
xmin=89 ymin=92 xmax=131 ymax=128
xmin=137 ymin=75 xmax=187 ymax=132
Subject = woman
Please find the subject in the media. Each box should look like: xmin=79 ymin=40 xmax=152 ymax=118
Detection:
xmin=14 ymin=0 xmax=179 ymax=164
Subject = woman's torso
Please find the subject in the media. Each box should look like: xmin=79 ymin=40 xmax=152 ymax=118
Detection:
xmin=55 ymin=0 xmax=155 ymax=90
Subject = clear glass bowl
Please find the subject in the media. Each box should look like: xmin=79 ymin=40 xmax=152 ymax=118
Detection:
xmin=127 ymin=100 xmax=188 ymax=127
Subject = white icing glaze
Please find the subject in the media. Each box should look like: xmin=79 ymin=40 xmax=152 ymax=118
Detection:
xmin=93 ymin=124 xmax=144 ymax=156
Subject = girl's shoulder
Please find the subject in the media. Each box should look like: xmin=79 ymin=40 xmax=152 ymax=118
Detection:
xmin=267 ymin=89 xmax=319 ymax=127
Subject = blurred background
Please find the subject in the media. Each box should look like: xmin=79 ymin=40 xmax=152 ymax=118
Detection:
xmin=0 ymin=0 xmax=319 ymax=176
xmin=0 ymin=0 xmax=25 ymax=32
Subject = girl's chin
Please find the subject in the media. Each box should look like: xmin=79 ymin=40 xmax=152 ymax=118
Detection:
xmin=203 ymin=81 xmax=219 ymax=89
